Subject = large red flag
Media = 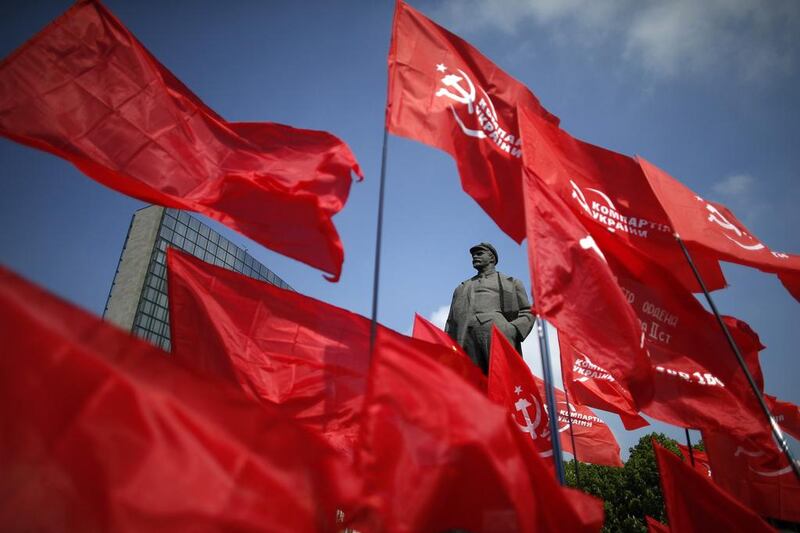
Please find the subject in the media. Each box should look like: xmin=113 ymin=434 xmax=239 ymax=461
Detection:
xmin=488 ymin=327 xmax=554 ymax=459
xmin=0 ymin=0 xmax=362 ymax=281
xmin=517 ymin=103 xmax=725 ymax=292
xmin=638 ymin=156 xmax=800 ymax=300
xmin=0 ymin=266 xmax=357 ymax=532
xmin=559 ymin=333 xmax=649 ymax=431
xmin=519 ymin=107 xmax=654 ymax=409
xmin=675 ymin=442 xmax=713 ymax=478
xmin=356 ymin=327 xmax=603 ymax=532
xmin=168 ymin=248 xmax=371 ymax=456
xmin=653 ymin=442 xmax=774 ymax=533
xmin=386 ymin=0 xmax=557 ymax=242
xmin=168 ymin=249 xmax=485 ymax=457
xmin=703 ymin=430 xmax=800 ymax=523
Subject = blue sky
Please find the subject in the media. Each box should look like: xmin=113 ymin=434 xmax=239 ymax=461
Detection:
xmin=2 ymin=0 xmax=798 ymax=460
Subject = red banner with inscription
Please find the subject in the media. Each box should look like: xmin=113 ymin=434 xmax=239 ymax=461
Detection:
xmin=387 ymin=0 xmax=557 ymax=242
xmin=559 ymin=333 xmax=649 ymax=430
xmin=517 ymin=102 xmax=726 ymax=292
xmin=639 ymin=156 xmax=800 ymax=301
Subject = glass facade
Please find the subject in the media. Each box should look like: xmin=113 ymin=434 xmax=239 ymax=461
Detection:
xmin=124 ymin=208 xmax=291 ymax=351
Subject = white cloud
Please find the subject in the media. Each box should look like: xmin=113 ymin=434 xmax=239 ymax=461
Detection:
xmin=712 ymin=174 xmax=754 ymax=198
xmin=433 ymin=0 xmax=800 ymax=81
xmin=428 ymin=304 xmax=450 ymax=329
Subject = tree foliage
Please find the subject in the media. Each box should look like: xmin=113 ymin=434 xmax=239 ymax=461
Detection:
xmin=564 ymin=432 xmax=686 ymax=533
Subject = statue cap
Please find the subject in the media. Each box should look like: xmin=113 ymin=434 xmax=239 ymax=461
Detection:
xmin=469 ymin=242 xmax=498 ymax=264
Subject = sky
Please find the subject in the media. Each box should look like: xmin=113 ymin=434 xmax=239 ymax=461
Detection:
xmin=1 ymin=0 xmax=799 ymax=461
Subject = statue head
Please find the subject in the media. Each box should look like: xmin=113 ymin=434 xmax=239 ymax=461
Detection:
xmin=470 ymin=242 xmax=498 ymax=271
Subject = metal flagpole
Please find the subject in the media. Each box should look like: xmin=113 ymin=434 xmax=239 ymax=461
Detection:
xmin=684 ymin=428 xmax=696 ymax=467
xmin=675 ymin=235 xmax=800 ymax=481
xmin=369 ymin=128 xmax=390 ymax=356
xmin=537 ymin=316 xmax=567 ymax=485
xmin=560 ymin=360 xmax=581 ymax=487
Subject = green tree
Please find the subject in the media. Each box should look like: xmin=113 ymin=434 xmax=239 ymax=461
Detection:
xmin=565 ymin=432 xmax=681 ymax=532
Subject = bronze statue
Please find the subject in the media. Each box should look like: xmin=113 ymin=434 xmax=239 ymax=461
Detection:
xmin=445 ymin=242 xmax=534 ymax=374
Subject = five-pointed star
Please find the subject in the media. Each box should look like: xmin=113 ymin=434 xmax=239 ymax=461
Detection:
xmin=436 ymin=63 xmax=447 ymax=72
xmin=514 ymin=385 xmax=523 ymax=395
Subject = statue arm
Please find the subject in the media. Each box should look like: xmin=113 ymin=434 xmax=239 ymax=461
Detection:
xmin=510 ymin=278 xmax=534 ymax=340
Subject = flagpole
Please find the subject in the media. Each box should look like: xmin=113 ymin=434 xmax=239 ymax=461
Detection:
xmin=675 ymin=235 xmax=800 ymax=481
xmin=684 ymin=428 xmax=696 ymax=467
xmin=369 ymin=128 xmax=390 ymax=355
xmin=560 ymin=361 xmax=581 ymax=487
xmin=537 ymin=316 xmax=567 ymax=485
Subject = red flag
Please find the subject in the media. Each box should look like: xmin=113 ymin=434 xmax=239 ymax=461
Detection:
xmin=653 ymin=442 xmax=774 ymax=533
xmin=559 ymin=333 xmax=649 ymax=431
xmin=168 ymin=249 xmax=484 ymax=456
xmin=675 ymin=442 xmax=713 ymax=478
xmin=766 ymin=395 xmax=800 ymax=441
xmin=0 ymin=266 xmax=357 ymax=532
xmin=488 ymin=327 xmax=624 ymax=467
xmin=0 ymin=0 xmax=362 ymax=281
xmin=168 ymin=247 xmax=371 ymax=456
xmin=646 ymin=516 xmax=671 ymax=533
xmin=356 ymin=327 xmax=603 ymax=532
xmin=703 ymin=431 xmax=800 ymax=523
xmin=540 ymin=378 xmax=624 ymax=468
xmin=518 ymin=104 xmax=725 ymax=292
xmin=638 ymin=156 xmax=800 ymax=300
xmin=386 ymin=0 xmax=557 ymax=242
xmin=411 ymin=312 xmax=487 ymax=391
xmin=519 ymin=107 xmax=654 ymax=409
xmin=488 ymin=327 xmax=554 ymax=459
xmin=611 ymin=253 xmax=770 ymax=444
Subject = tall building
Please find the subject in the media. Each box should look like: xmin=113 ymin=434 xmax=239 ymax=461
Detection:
xmin=104 ymin=205 xmax=291 ymax=351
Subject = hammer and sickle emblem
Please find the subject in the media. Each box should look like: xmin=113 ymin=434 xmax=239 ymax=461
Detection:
xmin=436 ymin=69 xmax=476 ymax=113
xmin=514 ymin=395 xmax=545 ymax=440
xmin=435 ymin=69 xmax=487 ymax=139
xmin=706 ymin=203 xmax=765 ymax=251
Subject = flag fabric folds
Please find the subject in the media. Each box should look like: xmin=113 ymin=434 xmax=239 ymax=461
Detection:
xmin=646 ymin=516 xmax=671 ymax=533
xmin=168 ymin=249 xmax=486 ymax=457
xmin=0 ymin=0 xmax=362 ymax=281
xmin=638 ymin=156 xmax=800 ymax=301
xmin=519 ymin=107 xmax=654 ymax=409
xmin=703 ymin=430 xmax=800 ymax=523
xmin=357 ymin=327 xmax=603 ymax=532
xmin=559 ymin=333 xmax=649 ymax=431
xmin=653 ymin=442 xmax=774 ymax=533
xmin=167 ymin=248 xmax=371 ymax=456
xmin=0 ymin=265 xmax=357 ymax=532
xmin=386 ymin=0 xmax=557 ymax=242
